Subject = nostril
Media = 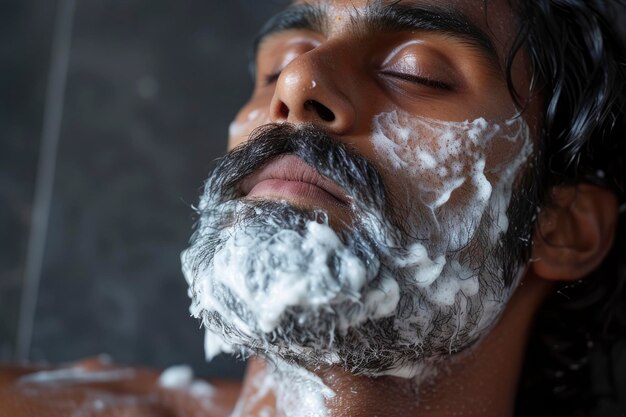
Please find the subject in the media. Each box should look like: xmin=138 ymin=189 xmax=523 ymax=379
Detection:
xmin=279 ymin=102 xmax=290 ymax=118
xmin=304 ymin=99 xmax=336 ymax=122
xmin=318 ymin=105 xmax=336 ymax=122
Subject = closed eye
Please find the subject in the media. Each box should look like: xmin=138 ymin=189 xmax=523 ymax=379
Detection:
xmin=380 ymin=71 xmax=453 ymax=91
xmin=264 ymin=71 xmax=282 ymax=86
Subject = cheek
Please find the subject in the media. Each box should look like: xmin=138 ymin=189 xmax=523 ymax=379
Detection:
xmin=228 ymin=101 xmax=272 ymax=150
xmin=371 ymin=110 xmax=532 ymax=249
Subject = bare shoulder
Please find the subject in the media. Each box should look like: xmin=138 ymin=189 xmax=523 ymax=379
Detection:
xmin=0 ymin=359 xmax=241 ymax=417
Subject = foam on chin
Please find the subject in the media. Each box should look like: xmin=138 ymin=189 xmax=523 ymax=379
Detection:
xmin=181 ymin=111 xmax=533 ymax=381
xmin=184 ymin=201 xmax=402 ymax=366
xmin=188 ymin=205 xmax=399 ymax=337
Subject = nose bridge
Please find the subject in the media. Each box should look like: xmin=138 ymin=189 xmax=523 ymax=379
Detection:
xmin=270 ymin=43 xmax=356 ymax=135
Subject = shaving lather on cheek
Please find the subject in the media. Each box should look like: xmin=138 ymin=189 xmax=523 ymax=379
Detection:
xmin=372 ymin=110 xmax=532 ymax=309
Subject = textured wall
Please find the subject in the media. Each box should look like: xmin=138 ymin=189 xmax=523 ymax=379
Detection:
xmin=1 ymin=0 xmax=287 ymax=379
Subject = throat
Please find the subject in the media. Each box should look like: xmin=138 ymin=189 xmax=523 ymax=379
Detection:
xmin=230 ymin=358 xmax=442 ymax=417
xmin=230 ymin=332 xmax=527 ymax=417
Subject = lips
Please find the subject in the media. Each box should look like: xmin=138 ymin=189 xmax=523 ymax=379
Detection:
xmin=239 ymin=155 xmax=350 ymax=208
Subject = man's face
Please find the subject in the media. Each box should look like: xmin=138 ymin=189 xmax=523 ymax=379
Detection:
xmin=182 ymin=0 xmax=538 ymax=377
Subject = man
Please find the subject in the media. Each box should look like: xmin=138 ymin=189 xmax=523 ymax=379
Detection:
xmin=1 ymin=0 xmax=624 ymax=416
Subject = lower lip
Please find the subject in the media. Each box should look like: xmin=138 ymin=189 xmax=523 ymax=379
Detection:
xmin=246 ymin=179 xmax=347 ymax=209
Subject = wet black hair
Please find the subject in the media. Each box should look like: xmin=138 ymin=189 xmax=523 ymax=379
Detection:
xmin=505 ymin=1 xmax=626 ymax=415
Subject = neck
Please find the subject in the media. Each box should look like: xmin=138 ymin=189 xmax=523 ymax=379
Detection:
xmin=229 ymin=277 xmax=551 ymax=417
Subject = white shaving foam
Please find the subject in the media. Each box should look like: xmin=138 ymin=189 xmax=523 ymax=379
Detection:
xmin=18 ymin=367 xmax=135 ymax=385
xmin=229 ymin=109 xmax=270 ymax=139
xmin=201 ymin=219 xmax=394 ymax=334
xmin=229 ymin=360 xmax=335 ymax=417
xmin=159 ymin=364 xmax=216 ymax=400
xmin=273 ymin=360 xmax=335 ymax=417
xmin=159 ymin=365 xmax=194 ymax=388
xmin=371 ymin=110 xmax=531 ymax=311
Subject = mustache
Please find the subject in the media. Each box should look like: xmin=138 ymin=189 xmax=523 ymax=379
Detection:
xmin=207 ymin=123 xmax=388 ymax=211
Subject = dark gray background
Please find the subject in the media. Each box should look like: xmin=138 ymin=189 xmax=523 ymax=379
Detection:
xmin=1 ymin=0 xmax=287 ymax=379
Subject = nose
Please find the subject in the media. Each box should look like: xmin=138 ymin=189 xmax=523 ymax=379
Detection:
xmin=269 ymin=49 xmax=356 ymax=135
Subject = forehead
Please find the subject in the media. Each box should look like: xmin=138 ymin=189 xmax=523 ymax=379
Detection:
xmin=287 ymin=0 xmax=518 ymax=62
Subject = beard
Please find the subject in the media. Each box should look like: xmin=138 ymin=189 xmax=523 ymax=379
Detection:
xmin=181 ymin=122 xmax=535 ymax=377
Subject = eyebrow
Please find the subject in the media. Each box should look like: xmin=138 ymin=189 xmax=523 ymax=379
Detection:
xmin=249 ymin=2 xmax=502 ymax=78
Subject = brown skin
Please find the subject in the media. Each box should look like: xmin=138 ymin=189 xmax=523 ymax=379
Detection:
xmin=0 ymin=0 xmax=619 ymax=416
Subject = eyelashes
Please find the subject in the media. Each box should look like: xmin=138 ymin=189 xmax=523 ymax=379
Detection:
xmin=379 ymin=71 xmax=453 ymax=91
xmin=263 ymin=71 xmax=282 ymax=86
